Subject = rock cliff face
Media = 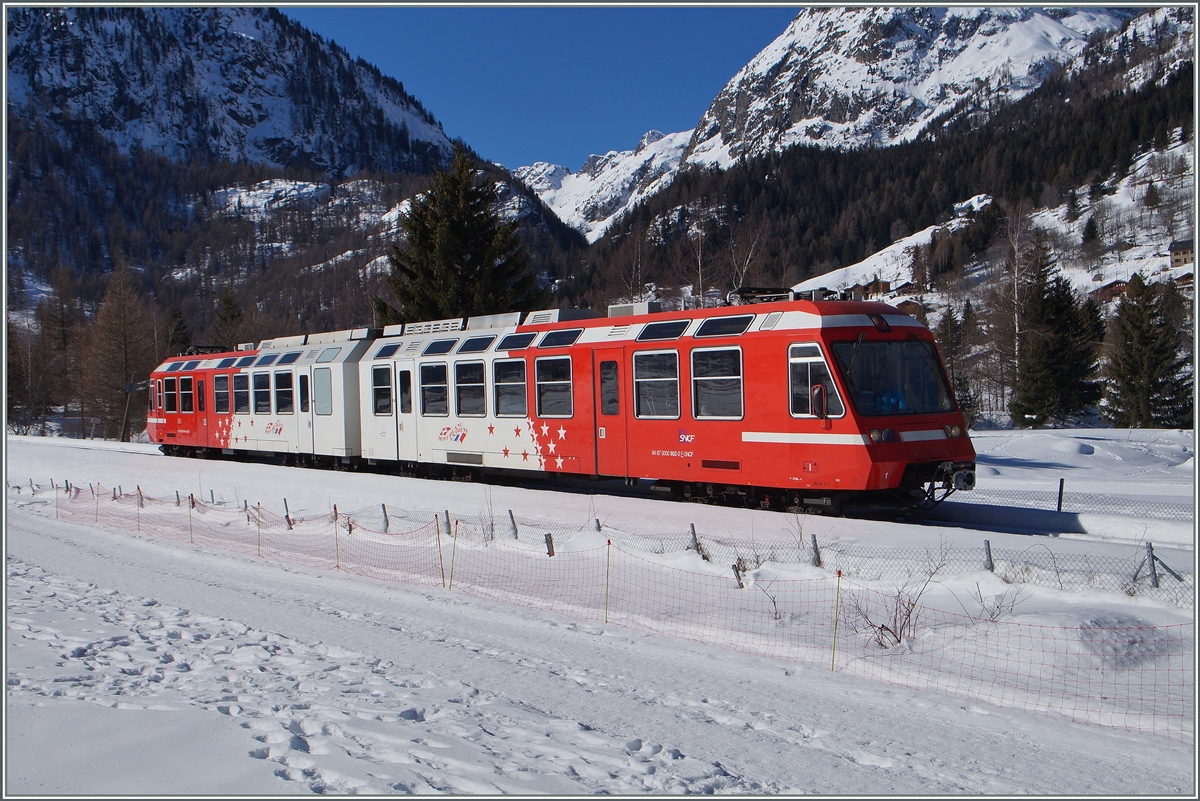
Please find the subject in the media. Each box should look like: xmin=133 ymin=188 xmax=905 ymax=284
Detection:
xmin=683 ymin=7 xmax=1139 ymax=166
xmin=6 ymin=7 xmax=454 ymax=176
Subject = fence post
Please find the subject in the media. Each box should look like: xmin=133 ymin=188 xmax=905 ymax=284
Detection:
xmin=831 ymin=570 xmax=842 ymax=671
xmin=508 ymin=510 xmax=519 ymax=539
xmin=544 ymin=533 xmax=555 ymax=557
xmin=95 ymin=485 xmax=99 ymax=522
xmin=256 ymin=502 xmax=262 ymax=557
xmin=381 ymin=503 xmax=389 ymax=533
xmin=605 ymin=540 xmax=612 ymax=623
xmin=732 ymin=561 xmax=744 ymax=589
xmin=210 ymin=489 xmax=215 ymax=505
xmin=594 ymin=518 xmax=601 ymax=532
xmin=444 ymin=510 xmax=451 ymax=540
xmin=136 ymin=485 xmax=142 ymax=532
xmin=188 ymin=494 xmax=194 ymax=544
xmin=283 ymin=498 xmax=293 ymax=530
xmin=54 ymin=484 xmax=59 ymax=519
xmin=690 ymin=523 xmax=709 ymax=561
xmin=1056 ymin=478 xmax=1065 ymax=513
xmin=1146 ymin=541 xmax=1159 ymax=589
xmin=984 ymin=539 xmax=994 ymax=572
xmin=811 ymin=532 xmax=822 ymax=568
xmin=448 ymin=521 xmax=459 ymax=589
xmin=435 ymin=515 xmax=446 ymax=587
xmin=333 ymin=505 xmax=340 ymax=572
xmin=175 ymin=490 xmax=180 ymax=506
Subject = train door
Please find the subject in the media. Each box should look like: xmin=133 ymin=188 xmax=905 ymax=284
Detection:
xmin=297 ymin=369 xmax=315 ymax=455
xmin=395 ymin=359 xmax=418 ymax=462
xmin=593 ymin=347 xmax=628 ymax=477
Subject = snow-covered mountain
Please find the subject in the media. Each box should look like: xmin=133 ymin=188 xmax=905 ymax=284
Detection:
xmin=512 ymin=130 xmax=690 ymax=243
xmin=684 ymin=7 xmax=1140 ymax=167
xmin=6 ymin=7 xmax=454 ymax=175
xmin=519 ymin=7 xmax=1143 ymax=238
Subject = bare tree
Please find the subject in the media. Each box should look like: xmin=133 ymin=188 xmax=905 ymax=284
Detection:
xmin=82 ymin=270 xmax=157 ymax=441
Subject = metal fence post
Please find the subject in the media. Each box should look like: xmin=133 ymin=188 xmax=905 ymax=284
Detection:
xmin=1146 ymin=541 xmax=1160 ymax=589
xmin=984 ymin=539 xmax=994 ymax=572
xmin=544 ymin=532 xmax=555 ymax=557
xmin=381 ymin=503 xmax=389 ymax=533
xmin=508 ymin=510 xmax=519 ymax=539
xmin=811 ymin=532 xmax=822 ymax=568
xmin=1056 ymin=478 xmax=1065 ymax=513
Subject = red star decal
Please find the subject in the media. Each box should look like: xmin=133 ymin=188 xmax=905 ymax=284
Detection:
xmin=488 ymin=424 xmax=495 ymax=435
xmin=502 ymin=447 xmax=510 ymax=458
xmin=514 ymin=427 xmax=522 ymax=438
xmin=522 ymin=450 xmax=529 ymax=461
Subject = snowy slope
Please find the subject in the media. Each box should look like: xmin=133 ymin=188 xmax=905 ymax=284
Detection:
xmin=4 ymin=433 xmax=1195 ymax=793
xmin=513 ymin=130 xmax=691 ymax=243
xmin=685 ymin=7 xmax=1139 ymax=167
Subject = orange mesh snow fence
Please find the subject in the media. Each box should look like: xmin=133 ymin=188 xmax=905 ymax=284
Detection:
xmin=42 ymin=485 xmax=1195 ymax=741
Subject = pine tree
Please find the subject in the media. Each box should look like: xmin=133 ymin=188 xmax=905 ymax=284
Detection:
xmin=212 ymin=288 xmax=244 ymax=350
xmin=1103 ymin=274 xmax=1193 ymax=428
xmin=163 ymin=306 xmax=192 ymax=357
xmin=1010 ymin=257 xmax=1104 ymax=427
xmin=374 ymin=144 xmax=546 ymax=325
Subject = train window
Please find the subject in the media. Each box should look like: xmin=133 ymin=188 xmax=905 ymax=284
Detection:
xmin=183 ymin=360 xmax=200 ymax=370
xmin=299 ymin=374 xmax=310 ymax=413
xmin=829 ymin=340 xmax=955 ymax=416
xmin=375 ymin=343 xmax=402 ymax=359
xmin=214 ymin=375 xmax=230 ymax=414
xmin=235 ymin=356 xmax=256 ymax=368
xmin=458 ymin=336 xmax=496 ymax=354
xmin=398 ymin=370 xmax=412 ymax=414
xmin=233 ymin=375 xmax=250 ymax=413
xmin=600 ymin=361 xmax=619 ymax=416
xmin=789 ymin=344 xmax=845 ymax=417
xmin=278 ymin=352 xmax=302 ymax=365
xmin=156 ymin=380 xmax=163 ymax=410
xmin=198 ymin=380 xmax=205 ymax=413
xmin=180 ymin=377 xmax=194 ymax=412
xmin=692 ymin=348 xmax=743 ymax=419
xmin=497 ymin=332 xmax=536 ymax=351
xmin=316 ymin=347 xmax=341 ymax=363
xmin=455 ymin=362 xmax=486 ymax=416
xmin=494 ymin=360 xmax=527 ymax=417
xmin=167 ymin=362 xmax=183 ymax=372
xmin=217 ymin=357 xmax=236 ymax=369
xmin=256 ymin=353 xmax=278 ymax=367
xmin=164 ymin=378 xmax=178 ymax=412
xmin=535 ymin=357 xmax=572 ymax=417
xmin=420 ymin=364 xmax=448 ymax=416
xmin=538 ymin=329 xmax=583 ymax=349
xmin=695 ymin=315 xmax=753 ymax=338
xmin=633 ymin=352 xmax=679 ymax=418
xmin=423 ymin=339 xmax=457 ymax=356
xmin=253 ymin=373 xmax=271 ymax=414
xmin=314 ymin=368 xmax=333 ymax=415
xmin=275 ymin=372 xmax=294 ymax=414
xmin=373 ymin=366 xmax=393 ymax=415
xmin=636 ymin=320 xmax=689 ymax=342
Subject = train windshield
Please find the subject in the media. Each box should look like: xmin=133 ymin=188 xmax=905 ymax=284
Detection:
xmin=830 ymin=339 xmax=955 ymax=416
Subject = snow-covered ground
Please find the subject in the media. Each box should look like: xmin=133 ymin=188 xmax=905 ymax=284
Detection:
xmin=5 ymin=430 xmax=1195 ymax=794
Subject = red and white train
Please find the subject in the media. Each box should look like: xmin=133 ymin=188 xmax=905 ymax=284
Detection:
xmin=147 ymin=298 xmax=976 ymax=513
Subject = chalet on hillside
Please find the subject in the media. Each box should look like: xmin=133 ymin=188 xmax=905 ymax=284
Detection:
xmin=889 ymin=281 xmax=917 ymax=297
xmin=1169 ymin=239 xmax=1194 ymax=268
xmin=865 ymin=278 xmax=891 ymax=297
xmin=895 ymin=299 xmax=928 ymax=318
xmin=1089 ymin=279 xmax=1128 ymax=304
xmin=1174 ymin=272 xmax=1193 ymax=291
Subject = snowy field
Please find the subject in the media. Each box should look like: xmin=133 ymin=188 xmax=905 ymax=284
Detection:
xmin=5 ymin=430 xmax=1195 ymax=795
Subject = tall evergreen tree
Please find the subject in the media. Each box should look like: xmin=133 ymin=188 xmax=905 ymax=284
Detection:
xmin=1010 ymin=257 xmax=1104 ymax=427
xmin=163 ymin=306 xmax=193 ymax=357
xmin=375 ymin=144 xmax=546 ymax=325
xmin=1103 ymin=274 xmax=1193 ymax=428
xmin=212 ymin=288 xmax=244 ymax=350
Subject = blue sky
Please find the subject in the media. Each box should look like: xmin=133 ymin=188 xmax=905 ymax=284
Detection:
xmin=283 ymin=6 xmax=799 ymax=171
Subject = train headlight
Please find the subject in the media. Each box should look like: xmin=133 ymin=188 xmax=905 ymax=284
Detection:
xmin=944 ymin=424 xmax=964 ymax=438
xmin=868 ymin=428 xmax=897 ymax=443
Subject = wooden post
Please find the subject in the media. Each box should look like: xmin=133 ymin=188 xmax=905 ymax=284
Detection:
xmin=436 ymin=515 xmax=446 ymax=587
xmin=544 ymin=532 xmax=555 ymax=557
xmin=831 ymin=570 xmax=843 ymax=671
xmin=448 ymin=521 xmax=459 ymax=589
xmin=54 ymin=484 xmax=59 ymax=519
xmin=283 ymin=498 xmax=292 ymax=530
xmin=594 ymin=518 xmax=601 ymax=532
xmin=333 ymin=505 xmax=340 ymax=572
xmin=136 ymin=486 xmax=142 ymax=532
xmin=604 ymin=540 xmax=612 ymax=623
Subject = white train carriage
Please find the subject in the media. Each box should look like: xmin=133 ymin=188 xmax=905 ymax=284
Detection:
xmin=358 ymin=310 xmax=584 ymax=473
xmin=245 ymin=328 xmax=375 ymax=464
